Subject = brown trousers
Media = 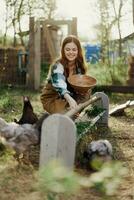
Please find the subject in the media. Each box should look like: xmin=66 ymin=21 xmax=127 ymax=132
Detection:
xmin=40 ymin=83 xmax=69 ymax=114
xmin=40 ymin=83 xmax=91 ymax=114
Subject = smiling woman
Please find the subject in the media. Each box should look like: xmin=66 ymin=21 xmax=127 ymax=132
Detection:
xmin=40 ymin=35 xmax=91 ymax=114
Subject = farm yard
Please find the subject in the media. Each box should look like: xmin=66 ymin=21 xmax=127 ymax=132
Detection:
xmin=0 ymin=87 xmax=133 ymax=200
xmin=0 ymin=0 xmax=134 ymax=199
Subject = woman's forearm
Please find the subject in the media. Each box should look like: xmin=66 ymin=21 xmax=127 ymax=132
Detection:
xmin=64 ymin=93 xmax=77 ymax=109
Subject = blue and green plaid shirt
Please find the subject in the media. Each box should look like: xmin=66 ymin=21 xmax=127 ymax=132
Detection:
xmin=47 ymin=62 xmax=82 ymax=97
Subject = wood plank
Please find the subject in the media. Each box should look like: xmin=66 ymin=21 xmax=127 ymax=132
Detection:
xmin=41 ymin=19 xmax=73 ymax=26
xmin=94 ymin=85 xmax=134 ymax=93
xmin=109 ymin=100 xmax=134 ymax=116
xmin=34 ymin=20 xmax=41 ymax=90
xmin=43 ymin=22 xmax=56 ymax=61
xmin=27 ymin=17 xmax=35 ymax=89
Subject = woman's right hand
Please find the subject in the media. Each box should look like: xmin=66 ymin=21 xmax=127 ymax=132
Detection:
xmin=64 ymin=93 xmax=78 ymax=109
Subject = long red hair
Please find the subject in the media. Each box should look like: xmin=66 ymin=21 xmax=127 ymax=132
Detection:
xmin=58 ymin=35 xmax=87 ymax=77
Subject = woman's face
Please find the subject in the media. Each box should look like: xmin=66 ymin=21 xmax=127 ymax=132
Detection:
xmin=64 ymin=42 xmax=78 ymax=62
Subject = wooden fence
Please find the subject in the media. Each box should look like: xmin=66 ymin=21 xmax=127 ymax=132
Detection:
xmin=0 ymin=47 xmax=26 ymax=85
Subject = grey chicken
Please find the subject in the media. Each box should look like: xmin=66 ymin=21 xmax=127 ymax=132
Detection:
xmin=82 ymin=139 xmax=113 ymax=170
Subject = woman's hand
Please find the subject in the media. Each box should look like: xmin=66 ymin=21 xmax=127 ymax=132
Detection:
xmin=64 ymin=93 xmax=78 ymax=109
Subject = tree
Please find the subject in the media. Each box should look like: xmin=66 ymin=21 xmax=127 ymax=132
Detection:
xmin=95 ymin=0 xmax=114 ymax=64
xmin=94 ymin=0 xmax=130 ymax=60
xmin=3 ymin=0 xmax=57 ymax=46
xmin=37 ymin=0 xmax=57 ymax=19
xmin=110 ymin=0 xmax=124 ymax=57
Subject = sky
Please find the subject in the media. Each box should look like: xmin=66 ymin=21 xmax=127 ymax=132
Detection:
xmin=55 ymin=0 xmax=99 ymax=41
xmin=55 ymin=0 xmax=134 ymax=41
xmin=0 ymin=0 xmax=134 ymax=42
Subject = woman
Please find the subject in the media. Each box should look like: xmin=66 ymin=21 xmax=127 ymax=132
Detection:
xmin=40 ymin=35 xmax=90 ymax=114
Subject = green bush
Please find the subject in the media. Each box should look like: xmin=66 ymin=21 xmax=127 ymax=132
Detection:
xmin=41 ymin=62 xmax=50 ymax=83
xmin=37 ymin=160 xmax=127 ymax=200
xmin=88 ymin=57 xmax=128 ymax=85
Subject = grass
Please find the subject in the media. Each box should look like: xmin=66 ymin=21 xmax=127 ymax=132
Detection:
xmin=0 ymin=86 xmax=134 ymax=200
xmin=0 ymin=86 xmax=44 ymax=122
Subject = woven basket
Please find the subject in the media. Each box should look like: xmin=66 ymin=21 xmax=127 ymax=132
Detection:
xmin=68 ymin=74 xmax=97 ymax=94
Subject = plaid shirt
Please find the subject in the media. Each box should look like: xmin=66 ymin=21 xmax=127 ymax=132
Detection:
xmin=47 ymin=62 xmax=82 ymax=96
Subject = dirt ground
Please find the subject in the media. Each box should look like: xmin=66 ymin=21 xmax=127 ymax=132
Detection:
xmin=0 ymin=96 xmax=134 ymax=200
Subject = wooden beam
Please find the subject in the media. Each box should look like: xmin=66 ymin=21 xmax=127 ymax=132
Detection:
xmin=27 ymin=17 xmax=35 ymax=89
xmin=34 ymin=20 xmax=41 ymax=90
xmin=43 ymin=22 xmax=57 ymax=61
xmin=40 ymin=19 xmax=73 ymax=26
xmin=71 ymin=17 xmax=77 ymax=36
xmin=94 ymin=85 xmax=134 ymax=93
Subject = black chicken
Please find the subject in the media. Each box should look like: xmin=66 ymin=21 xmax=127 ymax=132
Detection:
xmin=15 ymin=96 xmax=38 ymax=125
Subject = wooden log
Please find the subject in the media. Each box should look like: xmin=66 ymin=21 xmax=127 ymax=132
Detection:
xmin=65 ymin=96 xmax=101 ymax=118
xmin=109 ymin=100 xmax=134 ymax=116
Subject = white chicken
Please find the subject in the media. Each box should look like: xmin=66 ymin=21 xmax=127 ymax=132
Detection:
xmin=0 ymin=117 xmax=39 ymax=154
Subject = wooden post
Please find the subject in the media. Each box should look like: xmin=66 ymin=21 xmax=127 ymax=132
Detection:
xmin=43 ymin=22 xmax=57 ymax=62
xmin=71 ymin=17 xmax=77 ymax=36
xmin=92 ymin=92 xmax=109 ymax=125
xmin=68 ymin=21 xmax=72 ymax=35
xmin=27 ymin=17 xmax=35 ymax=89
xmin=39 ymin=114 xmax=76 ymax=169
xmin=34 ymin=20 xmax=41 ymax=90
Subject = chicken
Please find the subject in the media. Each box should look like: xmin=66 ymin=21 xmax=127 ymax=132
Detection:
xmin=0 ymin=117 xmax=19 ymax=139
xmin=0 ymin=111 xmax=50 ymax=154
xmin=82 ymin=139 xmax=113 ymax=170
xmin=0 ymin=117 xmax=39 ymax=154
xmin=15 ymin=96 xmax=38 ymax=125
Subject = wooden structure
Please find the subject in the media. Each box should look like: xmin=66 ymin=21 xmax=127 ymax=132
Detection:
xmin=28 ymin=17 xmax=77 ymax=90
xmin=0 ymin=47 xmax=26 ymax=85
xmin=39 ymin=92 xmax=109 ymax=168
xmin=94 ymin=85 xmax=134 ymax=93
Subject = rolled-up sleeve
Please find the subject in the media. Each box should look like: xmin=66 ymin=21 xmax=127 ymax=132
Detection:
xmin=51 ymin=63 xmax=70 ymax=96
